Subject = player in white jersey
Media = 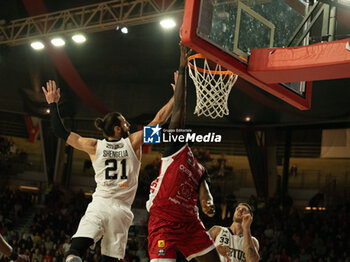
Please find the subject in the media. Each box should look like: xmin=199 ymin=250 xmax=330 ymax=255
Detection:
xmin=42 ymin=79 xmax=175 ymax=262
xmin=209 ymin=203 xmax=260 ymax=262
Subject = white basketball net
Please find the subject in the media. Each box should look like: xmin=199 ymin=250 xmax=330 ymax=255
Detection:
xmin=188 ymin=56 xmax=238 ymax=119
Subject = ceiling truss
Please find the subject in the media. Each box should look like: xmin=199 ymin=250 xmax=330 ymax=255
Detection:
xmin=0 ymin=0 xmax=184 ymax=46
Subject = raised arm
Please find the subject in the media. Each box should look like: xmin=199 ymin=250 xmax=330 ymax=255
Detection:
xmin=147 ymin=95 xmax=175 ymax=127
xmin=168 ymin=44 xmax=191 ymax=129
xmin=242 ymin=214 xmax=260 ymax=262
xmin=128 ymin=72 xmax=177 ymax=159
xmin=129 ymin=44 xmax=191 ymax=159
xmin=42 ymin=80 xmax=97 ymax=160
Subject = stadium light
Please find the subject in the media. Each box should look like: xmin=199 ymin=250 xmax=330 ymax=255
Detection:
xmin=19 ymin=186 xmax=39 ymax=191
xmin=121 ymin=27 xmax=128 ymax=34
xmin=51 ymin=38 xmax=65 ymax=47
xmin=72 ymin=34 xmax=86 ymax=44
xmin=160 ymin=18 xmax=176 ymax=29
xmin=30 ymin=41 xmax=45 ymax=50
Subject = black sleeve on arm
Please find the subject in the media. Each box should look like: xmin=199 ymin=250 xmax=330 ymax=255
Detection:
xmin=199 ymin=167 xmax=211 ymax=187
xmin=49 ymin=103 xmax=70 ymax=141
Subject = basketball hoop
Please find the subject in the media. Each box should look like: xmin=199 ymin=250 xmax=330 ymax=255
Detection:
xmin=187 ymin=54 xmax=238 ymax=119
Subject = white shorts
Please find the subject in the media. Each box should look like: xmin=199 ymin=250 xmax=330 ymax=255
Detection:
xmin=72 ymin=196 xmax=134 ymax=259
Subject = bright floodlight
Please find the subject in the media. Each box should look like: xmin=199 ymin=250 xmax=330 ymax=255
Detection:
xmin=160 ymin=18 xmax=176 ymax=29
xmin=51 ymin=38 xmax=65 ymax=47
xmin=30 ymin=41 xmax=45 ymax=50
xmin=121 ymin=27 xmax=128 ymax=34
xmin=245 ymin=116 xmax=251 ymax=122
xmin=72 ymin=34 xmax=86 ymax=43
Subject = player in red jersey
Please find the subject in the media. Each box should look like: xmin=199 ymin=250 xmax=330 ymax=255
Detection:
xmin=146 ymin=44 xmax=221 ymax=262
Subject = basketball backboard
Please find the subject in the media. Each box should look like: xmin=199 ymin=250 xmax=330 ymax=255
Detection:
xmin=182 ymin=0 xmax=313 ymax=110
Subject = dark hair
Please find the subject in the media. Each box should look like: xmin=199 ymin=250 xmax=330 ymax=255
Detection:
xmin=237 ymin=202 xmax=254 ymax=217
xmin=94 ymin=112 xmax=122 ymax=138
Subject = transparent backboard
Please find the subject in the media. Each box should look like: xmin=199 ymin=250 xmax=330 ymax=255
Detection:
xmin=197 ymin=0 xmax=308 ymax=97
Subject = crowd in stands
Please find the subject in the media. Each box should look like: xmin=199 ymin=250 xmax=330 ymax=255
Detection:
xmin=0 ymin=186 xmax=151 ymax=262
xmin=1 ymin=144 xmax=349 ymax=262
xmin=0 ymin=188 xmax=33 ymax=235
xmin=252 ymin=196 xmax=350 ymax=262
xmin=0 ymin=184 xmax=349 ymax=262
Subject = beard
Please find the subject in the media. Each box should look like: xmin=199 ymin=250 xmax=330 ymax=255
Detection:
xmin=234 ymin=216 xmax=242 ymax=223
xmin=121 ymin=129 xmax=130 ymax=138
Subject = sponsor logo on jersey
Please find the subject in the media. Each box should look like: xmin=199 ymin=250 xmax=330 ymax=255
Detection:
xmin=158 ymin=249 xmax=165 ymax=256
xmin=157 ymin=240 xmax=165 ymax=247
xmin=106 ymin=143 xmax=124 ymax=149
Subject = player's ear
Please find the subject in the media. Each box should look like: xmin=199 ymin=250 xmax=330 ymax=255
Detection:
xmin=114 ymin=125 xmax=121 ymax=135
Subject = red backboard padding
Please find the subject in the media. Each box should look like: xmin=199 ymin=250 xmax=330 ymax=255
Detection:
xmin=248 ymin=38 xmax=350 ymax=83
xmin=182 ymin=0 xmax=312 ymax=110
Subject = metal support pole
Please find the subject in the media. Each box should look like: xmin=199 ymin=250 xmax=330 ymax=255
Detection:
xmin=328 ymin=5 xmax=337 ymax=41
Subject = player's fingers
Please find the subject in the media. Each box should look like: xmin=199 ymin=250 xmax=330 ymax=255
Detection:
xmin=42 ymin=86 xmax=47 ymax=95
xmin=52 ymin=80 xmax=56 ymax=90
xmin=57 ymin=88 xmax=60 ymax=96
xmin=49 ymin=80 xmax=54 ymax=91
xmin=47 ymin=81 xmax=51 ymax=92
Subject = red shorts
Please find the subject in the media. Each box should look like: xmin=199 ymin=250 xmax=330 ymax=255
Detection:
xmin=148 ymin=215 xmax=215 ymax=261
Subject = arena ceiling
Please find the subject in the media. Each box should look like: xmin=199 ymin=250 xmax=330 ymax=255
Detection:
xmin=0 ymin=0 xmax=350 ymax=139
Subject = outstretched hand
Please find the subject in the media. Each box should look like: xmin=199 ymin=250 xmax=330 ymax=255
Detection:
xmin=201 ymin=199 xmax=215 ymax=217
xmin=42 ymin=80 xmax=60 ymax=104
xmin=179 ymin=43 xmax=192 ymax=68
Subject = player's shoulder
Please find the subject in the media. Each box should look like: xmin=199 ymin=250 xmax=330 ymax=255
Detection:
xmin=209 ymin=225 xmax=224 ymax=237
xmin=252 ymin=236 xmax=259 ymax=244
xmin=251 ymin=236 xmax=260 ymax=250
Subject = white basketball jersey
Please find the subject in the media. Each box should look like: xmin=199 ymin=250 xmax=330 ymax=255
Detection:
xmin=92 ymin=138 xmax=141 ymax=206
xmin=214 ymin=227 xmax=257 ymax=262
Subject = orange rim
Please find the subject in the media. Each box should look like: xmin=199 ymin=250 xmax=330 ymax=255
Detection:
xmin=188 ymin=54 xmax=235 ymax=75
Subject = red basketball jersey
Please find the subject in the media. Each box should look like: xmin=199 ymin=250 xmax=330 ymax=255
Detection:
xmin=146 ymin=144 xmax=205 ymax=222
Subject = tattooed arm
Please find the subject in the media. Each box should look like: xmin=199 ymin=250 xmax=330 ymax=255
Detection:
xmin=242 ymin=214 xmax=260 ymax=262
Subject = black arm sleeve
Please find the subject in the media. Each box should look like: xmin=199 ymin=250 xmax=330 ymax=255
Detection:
xmin=199 ymin=167 xmax=211 ymax=187
xmin=49 ymin=103 xmax=70 ymax=141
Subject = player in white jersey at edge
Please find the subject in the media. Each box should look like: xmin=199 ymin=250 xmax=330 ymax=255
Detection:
xmin=42 ymin=79 xmax=175 ymax=262
xmin=209 ymin=203 xmax=260 ymax=262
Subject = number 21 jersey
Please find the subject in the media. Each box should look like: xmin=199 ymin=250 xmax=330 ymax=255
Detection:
xmin=92 ymin=138 xmax=141 ymax=206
